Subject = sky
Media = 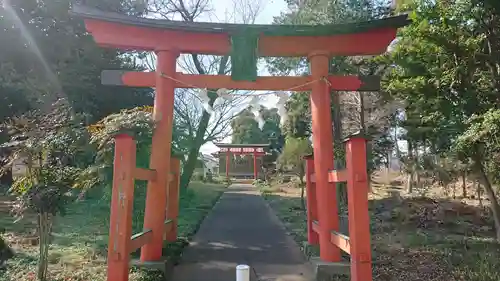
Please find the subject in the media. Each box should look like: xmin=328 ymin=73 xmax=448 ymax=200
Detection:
xmin=210 ymin=0 xmax=287 ymax=24
xmin=198 ymin=0 xmax=289 ymax=155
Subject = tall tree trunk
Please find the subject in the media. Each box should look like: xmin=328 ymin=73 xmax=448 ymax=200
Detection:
xmin=443 ymin=183 xmax=449 ymax=197
xmin=477 ymin=180 xmax=483 ymax=207
xmin=474 ymin=158 xmax=500 ymax=242
xmin=179 ymin=111 xmax=212 ymax=189
xmin=299 ymin=164 xmax=306 ymax=211
xmin=37 ymin=212 xmax=51 ymax=281
xmin=406 ymin=141 xmax=414 ymax=193
xmin=393 ymin=124 xmax=401 ymax=172
xmin=331 ymin=90 xmax=347 ymax=212
xmin=462 ymin=171 xmax=467 ymax=198
xmin=414 ymin=144 xmax=421 ymax=189
xmin=394 ymin=126 xmax=400 ymax=157
xmin=358 ymin=92 xmax=366 ymax=133
xmin=358 ymin=91 xmax=370 ymax=189
xmin=299 ymin=178 xmax=306 ymax=212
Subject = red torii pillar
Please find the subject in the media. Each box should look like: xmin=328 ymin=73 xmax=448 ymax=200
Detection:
xmin=253 ymin=151 xmax=258 ymax=180
xmin=141 ymin=51 xmax=178 ymax=261
xmin=309 ymin=52 xmax=340 ymax=261
xmin=225 ymin=152 xmax=231 ymax=180
xmin=345 ymin=135 xmax=372 ymax=280
xmin=107 ymin=135 xmax=135 ymax=281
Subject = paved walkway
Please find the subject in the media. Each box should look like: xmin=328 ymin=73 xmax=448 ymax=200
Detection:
xmin=173 ymin=184 xmax=313 ymax=281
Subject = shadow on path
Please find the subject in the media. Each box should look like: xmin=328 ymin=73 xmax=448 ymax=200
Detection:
xmin=173 ymin=184 xmax=313 ymax=281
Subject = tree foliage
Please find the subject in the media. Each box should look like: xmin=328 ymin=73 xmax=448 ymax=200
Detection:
xmin=277 ymin=137 xmax=312 ymax=209
xmin=386 ymin=0 xmax=500 ymax=241
xmin=1 ymin=99 xmax=90 ymax=280
xmin=0 ymin=1 xmax=154 ymax=278
xmin=0 ymin=0 xmax=152 ymax=126
xmin=231 ymin=107 xmax=282 ymax=145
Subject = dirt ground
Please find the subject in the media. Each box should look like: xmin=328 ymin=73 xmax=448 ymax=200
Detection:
xmin=261 ymin=171 xmax=500 ymax=281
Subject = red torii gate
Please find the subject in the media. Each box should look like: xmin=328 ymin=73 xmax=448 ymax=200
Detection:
xmin=214 ymin=143 xmax=268 ymax=180
xmin=71 ymin=5 xmax=408 ymax=281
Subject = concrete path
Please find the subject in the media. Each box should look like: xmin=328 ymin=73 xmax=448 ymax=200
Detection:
xmin=172 ymin=184 xmax=313 ymax=281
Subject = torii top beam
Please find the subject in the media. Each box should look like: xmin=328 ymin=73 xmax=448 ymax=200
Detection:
xmin=71 ymin=5 xmax=409 ymax=57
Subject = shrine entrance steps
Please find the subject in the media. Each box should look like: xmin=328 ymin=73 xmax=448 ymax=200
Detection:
xmin=172 ymin=184 xmax=313 ymax=281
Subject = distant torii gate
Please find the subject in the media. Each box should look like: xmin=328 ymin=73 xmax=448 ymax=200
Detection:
xmin=214 ymin=143 xmax=268 ymax=180
xmin=71 ymin=5 xmax=408 ymax=281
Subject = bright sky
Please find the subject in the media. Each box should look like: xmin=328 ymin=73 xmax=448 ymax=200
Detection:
xmin=212 ymin=0 xmax=287 ymax=24
xmin=199 ymin=0 xmax=288 ymax=155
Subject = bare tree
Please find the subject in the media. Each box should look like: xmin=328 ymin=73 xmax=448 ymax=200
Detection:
xmin=341 ymin=91 xmax=402 ymax=135
xmin=231 ymin=0 xmax=264 ymax=24
xmin=340 ymin=56 xmax=403 ymax=137
xmin=142 ymin=0 xmax=264 ymax=188
xmin=173 ymin=88 xmax=247 ymax=147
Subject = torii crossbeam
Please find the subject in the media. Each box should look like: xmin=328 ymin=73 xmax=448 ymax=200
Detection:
xmin=71 ymin=5 xmax=409 ymax=281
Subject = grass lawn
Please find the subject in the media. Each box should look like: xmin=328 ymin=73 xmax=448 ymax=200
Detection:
xmin=260 ymin=182 xmax=500 ymax=281
xmin=1 ymin=182 xmax=226 ymax=281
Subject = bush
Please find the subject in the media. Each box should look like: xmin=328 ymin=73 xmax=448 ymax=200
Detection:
xmin=253 ymin=179 xmax=270 ymax=190
xmin=211 ymin=176 xmax=231 ymax=186
xmin=223 ymin=177 xmax=232 ymax=187
xmin=205 ymin=171 xmax=213 ymax=183
xmin=192 ymin=172 xmax=205 ymax=182
xmin=273 ymin=173 xmax=285 ymax=185
xmin=0 ymin=234 xmax=14 ymax=269
xmin=290 ymin=176 xmax=303 ymax=188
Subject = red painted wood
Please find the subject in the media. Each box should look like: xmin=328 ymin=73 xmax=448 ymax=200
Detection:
xmin=328 ymin=170 xmax=347 ymax=183
xmin=309 ymin=52 xmax=340 ymax=262
xmin=216 ymin=151 xmax=266 ymax=156
xmin=85 ymin=19 xmax=397 ymax=57
xmin=141 ymin=51 xmax=178 ymax=261
xmin=133 ymin=167 xmax=157 ymax=181
xmin=345 ymin=137 xmax=373 ymax=281
xmin=253 ymin=152 xmax=258 ymax=180
xmin=330 ymin=231 xmax=351 ymax=254
xmin=107 ymin=134 xmax=136 ymax=281
xmin=312 ymin=220 xmax=320 ymax=234
xmin=226 ymin=152 xmax=230 ymax=179
xmin=130 ymin=230 xmax=153 ymax=253
xmin=118 ymin=72 xmax=371 ymax=91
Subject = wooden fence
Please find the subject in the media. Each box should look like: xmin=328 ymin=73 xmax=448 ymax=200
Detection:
xmin=107 ymin=134 xmax=180 ymax=281
xmin=304 ymin=133 xmax=372 ymax=281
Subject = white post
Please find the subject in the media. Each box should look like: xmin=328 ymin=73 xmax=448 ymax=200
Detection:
xmin=236 ymin=264 xmax=250 ymax=281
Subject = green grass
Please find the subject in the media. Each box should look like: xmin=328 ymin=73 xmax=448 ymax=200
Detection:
xmin=1 ymin=182 xmax=226 ymax=281
xmin=263 ymin=194 xmax=308 ymax=243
